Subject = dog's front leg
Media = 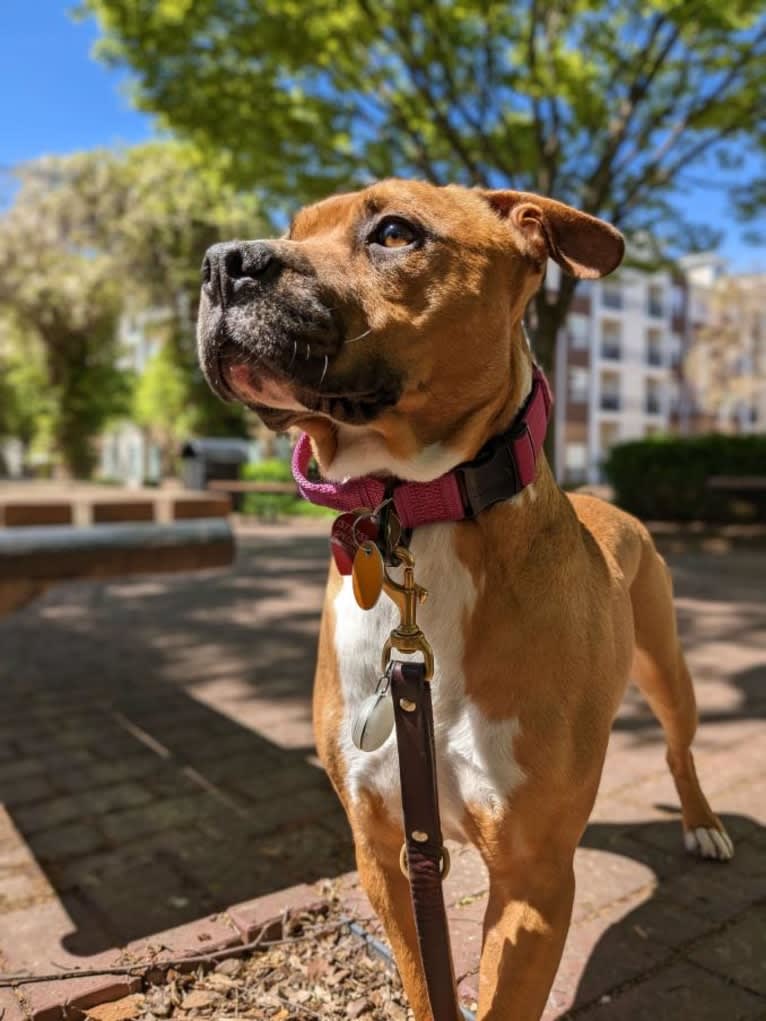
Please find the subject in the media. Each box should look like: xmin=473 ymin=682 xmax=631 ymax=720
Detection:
xmin=478 ymin=855 xmax=575 ymax=1021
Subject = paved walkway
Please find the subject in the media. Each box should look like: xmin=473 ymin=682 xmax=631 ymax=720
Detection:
xmin=0 ymin=521 xmax=764 ymax=1019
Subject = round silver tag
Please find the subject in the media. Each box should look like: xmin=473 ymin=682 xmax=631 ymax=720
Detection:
xmin=351 ymin=689 xmax=394 ymax=752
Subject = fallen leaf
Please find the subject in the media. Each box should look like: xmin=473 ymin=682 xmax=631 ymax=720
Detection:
xmin=205 ymin=974 xmax=236 ymax=991
xmin=85 ymin=994 xmax=145 ymax=1021
xmin=214 ymin=958 xmax=242 ymax=977
xmin=181 ymin=991 xmax=217 ymax=1010
xmin=347 ymin=998 xmax=374 ymax=1018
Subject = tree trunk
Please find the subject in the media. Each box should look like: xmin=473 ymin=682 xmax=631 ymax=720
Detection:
xmin=56 ymin=414 xmax=97 ymax=479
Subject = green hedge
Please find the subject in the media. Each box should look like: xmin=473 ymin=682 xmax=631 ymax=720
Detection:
xmin=604 ymin=434 xmax=766 ymax=522
xmin=240 ymin=458 xmax=334 ymax=519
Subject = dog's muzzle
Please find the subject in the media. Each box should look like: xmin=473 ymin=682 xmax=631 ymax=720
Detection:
xmin=196 ymin=241 xmax=403 ymax=426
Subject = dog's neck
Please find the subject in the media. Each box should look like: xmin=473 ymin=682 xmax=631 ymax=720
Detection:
xmin=451 ymin=324 xmax=571 ymax=561
xmin=318 ymin=322 xmax=538 ymax=486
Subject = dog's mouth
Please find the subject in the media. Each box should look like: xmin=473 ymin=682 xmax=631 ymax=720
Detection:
xmin=217 ymin=337 xmax=402 ymax=429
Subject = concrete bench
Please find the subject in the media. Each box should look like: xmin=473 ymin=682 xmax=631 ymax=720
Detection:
xmin=0 ymin=518 xmax=235 ymax=615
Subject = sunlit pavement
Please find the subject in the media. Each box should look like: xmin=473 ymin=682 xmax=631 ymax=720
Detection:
xmin=0 ymin=521 xmax=764 ymax=1019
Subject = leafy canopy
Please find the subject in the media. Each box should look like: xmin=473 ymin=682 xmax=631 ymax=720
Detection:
xmin=0 ymin=178 xmax=128 ymax=476
xmin=81 ymin=0 xmax=766 ymax=400
xmin=82 ymin=0 xmax=766 ymax=248
xmin=0 ymin=143 xmax=265 ymax=473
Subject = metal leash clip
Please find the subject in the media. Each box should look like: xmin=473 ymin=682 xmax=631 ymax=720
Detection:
xmin=381 ymin=546 xmax=434 ymax=680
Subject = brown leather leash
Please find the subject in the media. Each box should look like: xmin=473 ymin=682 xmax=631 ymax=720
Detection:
xmin=390 ymin=660 xmax=462 ymax=1021
xmin=352 ymin=537 xmax=462 ymax=1021
xmin=344 ymin=509 xmax=464 ymax=1018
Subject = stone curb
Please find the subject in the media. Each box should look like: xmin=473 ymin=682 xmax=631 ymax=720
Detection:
xmin=2 ymin=883 xmax=330 ymax=1021
xmin=2 ymin=878 xmax=480 ymax=1021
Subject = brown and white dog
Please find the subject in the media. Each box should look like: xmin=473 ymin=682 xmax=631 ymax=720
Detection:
xmin=197 ymin=180 xmax=733 ymax=1021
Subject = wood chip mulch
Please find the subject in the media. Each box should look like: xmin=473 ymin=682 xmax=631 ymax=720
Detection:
xmin=84 ymin=902 xmax=414 ymax=1021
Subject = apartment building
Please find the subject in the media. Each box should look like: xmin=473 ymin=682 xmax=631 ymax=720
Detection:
xmin=676 ymin=255 xmax=766 ymax=436
xmin=551 ymin=263 xmax=684 ymax=484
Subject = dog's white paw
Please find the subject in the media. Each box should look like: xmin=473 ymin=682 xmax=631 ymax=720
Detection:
xmin=684 ymin=826 xmax=734 ymax=861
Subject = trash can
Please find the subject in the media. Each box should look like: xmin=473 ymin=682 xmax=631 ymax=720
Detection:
xmin=180 ymin=438 xmax=251 ymax=496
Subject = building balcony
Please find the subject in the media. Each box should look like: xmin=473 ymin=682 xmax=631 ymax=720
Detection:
xmin=600 ymin=393 xmax=621 ymax=412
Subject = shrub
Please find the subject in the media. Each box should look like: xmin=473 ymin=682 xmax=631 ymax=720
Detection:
xmin=604 ymin=434 xmax=766 ymax=522
xmin=240 ymin=458 xmax=334 ymax=519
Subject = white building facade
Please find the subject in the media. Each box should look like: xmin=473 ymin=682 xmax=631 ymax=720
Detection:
xmin=552 ymin=263 xmax=684 ymax=484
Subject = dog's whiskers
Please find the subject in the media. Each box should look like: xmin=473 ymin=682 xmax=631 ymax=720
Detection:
xmin=345 ymin=327 xmax=373 ymax=345
xmin=319 ymin=355 xmax=329 ymax=387
xmin=288 ymin=340 xmax=297 ymax=371
xmin=305 ymin=342 xmax=310 ymax=360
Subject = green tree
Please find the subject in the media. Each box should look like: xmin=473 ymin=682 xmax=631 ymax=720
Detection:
xmin=0 ymin=193 xmax=129 ymax=477
xmin=0 ymin=327 xmax=56 ymax=472
xmin=133 ymin=340 xmax=193 ymax=475
xmin=0 ymin=144 xmax=263 ymax=475
xmin=83 ymin=0 xmax=766 ymax=395
xmin=16 ymin=143 xmax=264 ymax=442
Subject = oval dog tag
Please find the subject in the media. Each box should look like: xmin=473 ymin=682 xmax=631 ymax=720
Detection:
xmin=352 ymin=541 xmax=384 ymax=610
xmin=352 ymin=690 xmax=394 ymax=752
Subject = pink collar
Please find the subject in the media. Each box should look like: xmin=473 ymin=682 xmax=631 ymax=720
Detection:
xmin=291 ymin=366 xmax=552 ymax=528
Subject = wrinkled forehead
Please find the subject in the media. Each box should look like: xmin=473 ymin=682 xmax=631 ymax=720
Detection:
xmin=288 ymin=179 xmax=500 ymax=244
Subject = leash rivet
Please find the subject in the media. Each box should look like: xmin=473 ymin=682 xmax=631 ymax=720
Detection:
xmin=399 ymin=697 xmax=417 ymax=712
xmin=412 ymin=830 xmax=429 ymax=843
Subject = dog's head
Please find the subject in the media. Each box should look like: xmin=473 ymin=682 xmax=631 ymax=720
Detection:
xmin=197 ymin=181 xmax=623 ymax=480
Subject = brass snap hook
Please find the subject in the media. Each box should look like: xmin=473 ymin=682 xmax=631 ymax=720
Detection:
xmin=381 ymin=545 xmax=434 ymax=679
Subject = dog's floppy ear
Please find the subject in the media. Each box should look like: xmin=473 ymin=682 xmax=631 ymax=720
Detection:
xmin=480 ymin=189 xmax=625 ymax=279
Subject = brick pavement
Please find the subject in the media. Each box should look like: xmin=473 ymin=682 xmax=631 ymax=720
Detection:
xmin=0 ymin=521 xmax=764 ymax=1019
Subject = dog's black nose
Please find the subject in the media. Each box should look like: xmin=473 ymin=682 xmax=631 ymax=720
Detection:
xmin=202 ymin=241 xmax=282 ymax=302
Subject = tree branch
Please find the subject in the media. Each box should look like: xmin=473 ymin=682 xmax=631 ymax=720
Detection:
xmin=583 ymin=13 xmax=680 ymax=212
xmin=357 ymin=0 xmax=488 ymax=186
xmin=424 ymin=5 xmax=521 ymax=186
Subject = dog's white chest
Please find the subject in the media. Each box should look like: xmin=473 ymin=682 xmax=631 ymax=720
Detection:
xmin=334 ymin=522 xmax=525 ymax=841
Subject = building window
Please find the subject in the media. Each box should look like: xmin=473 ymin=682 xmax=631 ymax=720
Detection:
xmin=568 ymin=314 xmax=589 ymax=351
xmin=602 ymin=281 xmax=623 ymax=311
xmin=600 ymin=371 xmax=621 ymax=411
xmin=648 ymin=284 xmax=664 ymax=318
xmin=646 ymin=327 xmax=664 ymax=366
xmin=569 ymin=367 xmax=589 ymax=403
xmin=645 ymin=379 xmax=663 ymax=415
xmin=601 ymin=320 xmax=622 ymax=360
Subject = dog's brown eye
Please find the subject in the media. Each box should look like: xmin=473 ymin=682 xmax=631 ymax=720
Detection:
xmin=372 ymin=218 xmax=419 ymax=249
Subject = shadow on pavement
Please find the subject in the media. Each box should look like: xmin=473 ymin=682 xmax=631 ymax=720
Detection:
xmin=0 ymin=528 xmax=356 ymax=954
xmin=560 ymin=811 xmax=766 ymax=1017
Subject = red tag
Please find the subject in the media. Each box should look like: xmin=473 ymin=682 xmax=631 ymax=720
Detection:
xmin=330 ymin=512 xmax=378 ymax=575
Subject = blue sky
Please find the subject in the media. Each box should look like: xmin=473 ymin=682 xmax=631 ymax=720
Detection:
xmin=1 ymin=3 xmax=152 ymax=171
xmin=1 ymin=3 xmax=763 ymax=271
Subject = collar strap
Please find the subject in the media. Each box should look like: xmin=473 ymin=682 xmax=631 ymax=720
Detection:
xmin=291 ymin=365 xmax=552 ymax=528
